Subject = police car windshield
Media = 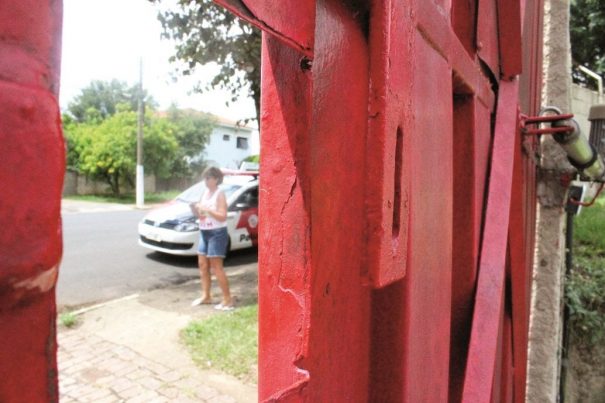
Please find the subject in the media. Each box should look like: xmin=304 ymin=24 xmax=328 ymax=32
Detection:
xmin=176 ymin=182 xmax=241 ymax=203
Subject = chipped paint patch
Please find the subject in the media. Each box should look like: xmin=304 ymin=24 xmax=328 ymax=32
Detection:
xmin=14 ymin=264 xmax=58 ymax=294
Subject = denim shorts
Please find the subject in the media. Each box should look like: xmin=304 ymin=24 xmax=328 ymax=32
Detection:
xmin=197 ymin=227 xmax=229 ymax=258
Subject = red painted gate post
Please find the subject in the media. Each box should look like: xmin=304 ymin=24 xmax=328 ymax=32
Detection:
xmin=0 ymin=1 xmax=64 ymax=402
xmin=214 ymin=0 xmax=544 ymax=401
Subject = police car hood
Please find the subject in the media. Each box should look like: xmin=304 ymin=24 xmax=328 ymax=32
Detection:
xmin=144 ymin=201 xmax=194 ymax=223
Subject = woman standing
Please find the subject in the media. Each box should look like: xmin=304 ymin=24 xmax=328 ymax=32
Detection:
xmin=190 ymin=167 xmax=234 ymax=310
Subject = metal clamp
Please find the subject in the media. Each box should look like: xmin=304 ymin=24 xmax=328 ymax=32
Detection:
xmin=521 ymin=106 xmax=575 ymax=136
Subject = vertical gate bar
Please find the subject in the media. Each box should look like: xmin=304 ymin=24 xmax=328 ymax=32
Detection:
xmin=258 ymin=34 xmax=313 ymax=401
xmin=365 ymin=0 xmax=412 ymax=287
xmin=476 ymin=0 xmax=501 ymax=78
xmin=509 ymin=125 xmax=532 ymax=403
xmin=462 ymin=80 xmax=519 ymax=402
xmin=497 ymin=0 xmax=523 ymax=79
xmin=306 ymin=0 xmax=372 ymax=399
xmin=402 ymin=29 xmax=454 ymax=402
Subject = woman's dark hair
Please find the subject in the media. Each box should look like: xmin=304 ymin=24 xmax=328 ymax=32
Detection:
xmin=201 ymin=166 xmax=224 ymax=185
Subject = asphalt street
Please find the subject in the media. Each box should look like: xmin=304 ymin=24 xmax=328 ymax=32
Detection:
xmin=57 ymin=208 xmax=200 ymax=309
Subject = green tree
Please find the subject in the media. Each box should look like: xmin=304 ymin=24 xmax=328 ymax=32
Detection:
xmin=149 ymin=0 xmax=261 ymax=121
xmin=571 ymin=0 xmax=605 ymax=83
xmin=165 ymin=105 xmax=216 ymax=176
xmin=65 ymin=107 xmax=178 ymax=195
xmin=67 ymin=79 xmax=157 ymax=123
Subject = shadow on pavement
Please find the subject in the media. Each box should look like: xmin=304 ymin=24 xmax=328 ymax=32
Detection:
xmin=145 ymin=252 xmax=198 ymax=268
xmin=144 ymin=247 xmax=258 ymax=269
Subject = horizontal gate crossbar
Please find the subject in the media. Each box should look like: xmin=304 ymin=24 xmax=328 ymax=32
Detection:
xmin=462 ymin=80 xmax=519 ymax=402
xmin=416 ymin=3 xmax=495 ymax=110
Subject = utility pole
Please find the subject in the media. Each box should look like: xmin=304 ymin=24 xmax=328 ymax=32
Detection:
xmin=136 ymin=58 xmax=144 ymax=208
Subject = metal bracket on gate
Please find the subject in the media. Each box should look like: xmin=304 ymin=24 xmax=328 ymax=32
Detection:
xmin=520 ymin=112 xmax=575 ymax=136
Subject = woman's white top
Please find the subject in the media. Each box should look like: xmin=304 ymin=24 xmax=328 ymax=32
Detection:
xmin=199 ymin=188 xmax=227 ymax=230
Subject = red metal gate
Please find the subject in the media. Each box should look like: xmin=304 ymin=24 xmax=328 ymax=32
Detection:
xmin=0 ymin=0 xmax=543 ymax=401
xmin=214 ymin=0 xmax=543 ymax=401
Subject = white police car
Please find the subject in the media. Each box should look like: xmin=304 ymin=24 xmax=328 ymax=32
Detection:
xmin=138 ymin=172 xmax=259 ymax=256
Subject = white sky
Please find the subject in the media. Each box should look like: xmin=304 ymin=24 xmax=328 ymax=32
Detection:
xmin=60 ymin=0 xmax=257 ymax=123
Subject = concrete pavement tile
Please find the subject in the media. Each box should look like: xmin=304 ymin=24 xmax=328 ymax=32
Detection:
xmin=138 ymin=375 xmax=163 ymax=391
xmin=195 ymin=384 xmax=221 ymax=400
xmin=108 ymin=377 xmax=137 ymax=393
xmin=113 ymin=365 xmax=138 ymax=378
xmin=94 ymin=376 xmax=116 ymax=387
xmin=157 ymin=385 xmax=180 ymax=399
xmin=98 ymin=357 xmax=133 ymax=374
xmin=60 ymin=375 xmax=76 ymax=387
xmin=125 ymin=367 xmax=153 ymax=381
xmin=80 ymin=366 xmax=113 ymax=383
xmin=157 ymin=369 xmax=183 ymax=383
xmin=208 ymin=395 xmax=238 ymax=403
xmin=63 ymin=362 xmax=90 ymax=375
xmin=59 ymin=386 xmax=78 ymax=399
xmin=95 ymin=395 xmax=122 ymax=403
xmin=172 ymin=376 xmax=206 ymax=393
xmin=130 ymin=355 xmax=160 ymax=370
xmin=115 ymin=349 xmax=138 ymax=360
xmin=174 ymin=396 xmax=206 ymax=403
xmin=125 ymin=389 xmax=161 ymax=402
xmin=116 ymin=384 xmax=146 ymax=399
xmin=143 ymin=360 xmax=171 ymax=375
xmin=79 ymin=387 xmax=113 ymax=401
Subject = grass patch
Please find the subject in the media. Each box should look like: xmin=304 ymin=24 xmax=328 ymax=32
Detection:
xmin=574 ymin=198 xmax=605 ymax=252
xmin=182 ymin=304 xmax=258 ymax=381
xmin=567 ymin=197 xmax=605 ymax=345
xmin=65 ymin=191 xmax=180 ymax=204
xmin=59 ymin=311 xmax=78 ymax=328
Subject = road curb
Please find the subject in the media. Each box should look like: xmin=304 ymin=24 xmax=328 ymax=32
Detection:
xmin=71 ymin=294 xmax=140 ymax=316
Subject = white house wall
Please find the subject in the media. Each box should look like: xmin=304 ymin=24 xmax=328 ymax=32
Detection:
xmin=203 ymin=125 xmax=254 ymax=169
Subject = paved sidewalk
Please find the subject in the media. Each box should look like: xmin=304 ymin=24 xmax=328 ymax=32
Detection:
xmin=61 ymin=199 xmax=159 ymax=214
xmin=57 ymin=279 xmax=258 ymax=402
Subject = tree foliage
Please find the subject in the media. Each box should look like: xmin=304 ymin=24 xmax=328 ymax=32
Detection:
xmin=165 ymin=105 xmax=216 ymax=176
xmin=570 ymin=0 xmax=605 ymax=84
xmin=64 ymin=107 xmax=179 ymax=195
xmin=149 ymin=0 xmax=261 ymax=121
xmin=67 ymin=79 xmax=157 ymax=123
xmin=64 ymin=78 xmax=217 ymax=193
